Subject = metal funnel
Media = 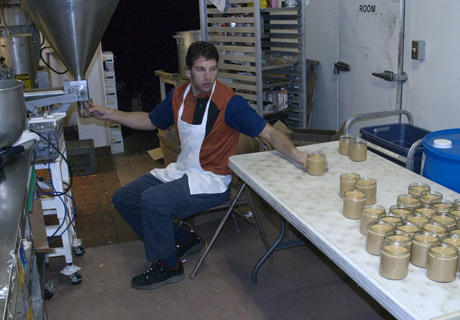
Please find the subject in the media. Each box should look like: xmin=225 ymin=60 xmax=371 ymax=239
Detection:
xmin=19 ymin=0 xmax=119 ymax=81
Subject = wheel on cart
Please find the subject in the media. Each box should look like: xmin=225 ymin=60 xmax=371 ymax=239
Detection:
xmin=73 ymin=245 xmax=85 ymax=256
xmin=69 ymin=272 xmax=82 ymax=285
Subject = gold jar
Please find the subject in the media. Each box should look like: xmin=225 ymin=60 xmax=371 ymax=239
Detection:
xmin=339 ymin=134 xmax=354 ymax=156
xmin=408 ymin=182 xmax=430 ymax=198
xmin=441 ymin=233 xmax=460 ymax=272
xmin=422 ymin=221 xmax=449 ymax=237
xmin=343 ymin=190 xmax=367 ymax=219
xmin=427 ymin=244 xmax=458 ymax=282
xmin=360 ymin=204 xmax=386 ymax=235
xmin=411 ymin=231 xmax=440 ymax=268
xmin=378 ymin=211 xmax=403 ymax=226
xmin=394 ymin=221 xmax=421 ymax=236
xmin=405 ymin=212 xmax=430 ymax=227
xmin=365 ymin=221 xmax=394 ymax=255
xmin=413 ymin=205 xmax=438 ymax=218
xmin=379 ymin=239 xmax=411 ymax=280
xmin=449 ymin=225 xmax=460 ymax=236
xmin=384 ymin=229 xmax=412 ymax=244
xmin=431 ymin=199 xmax=453 ymax=214
xmin=355 ymin=177 xmax=377 ymax=205
xmin=389 ymin=205 xmax=412 ymax=219
xmin=349 ymin=138 xmax=367 ymax=162
xmin=419 ymin=191 xmax=443 ymax=206
xmin=397 ymin=194 xmax=421 ymax=211
xmin=431 ymin=213 xmax=457 ymax=228
xmin=307 ymin=152 xmax=326 ymax=176
xmin=448 ymin=206 xmax=460 ymax=220
xmin=339 ymin=173 xmax=360 ymax=198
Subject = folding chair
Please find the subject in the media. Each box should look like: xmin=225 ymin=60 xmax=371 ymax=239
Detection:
xmin=183 ymin=134 xmax=270 ymax=279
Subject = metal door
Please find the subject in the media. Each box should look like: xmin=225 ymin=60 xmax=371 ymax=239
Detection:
xmin=337 ymin=1 xmax=405 ymax=135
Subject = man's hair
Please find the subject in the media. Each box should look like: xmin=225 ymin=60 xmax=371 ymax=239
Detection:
xmin=185 ymin=41 xmax=219 ymax=68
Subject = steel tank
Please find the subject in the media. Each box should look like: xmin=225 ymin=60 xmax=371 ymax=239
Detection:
xmin=0 ymin=80 xmax=26 ymax=148
xmin=173 ymin=30 xmax=201 ymax=79
xmin=7 ymin=34 xmax=38 ymax=89
xmin=0 ymin=38 xmax=11 ymax=64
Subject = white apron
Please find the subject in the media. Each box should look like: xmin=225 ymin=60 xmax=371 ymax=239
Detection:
xmin=150 ymin=83 xmax=232 ymax=195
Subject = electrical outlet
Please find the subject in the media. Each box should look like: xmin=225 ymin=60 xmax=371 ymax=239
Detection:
xmin=412 ymin=41 xmax=426 ymax=60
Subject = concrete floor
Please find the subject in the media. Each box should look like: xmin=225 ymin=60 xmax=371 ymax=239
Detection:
xmin=43 ymin=131 xmax=395 ymax=319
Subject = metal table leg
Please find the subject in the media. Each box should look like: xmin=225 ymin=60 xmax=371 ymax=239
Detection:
xmin=252 ymin=217 xmax=306 ymax=284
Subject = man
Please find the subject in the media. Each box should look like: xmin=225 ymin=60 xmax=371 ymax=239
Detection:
xmin=86 ymin=41 xmax=308 ymax=290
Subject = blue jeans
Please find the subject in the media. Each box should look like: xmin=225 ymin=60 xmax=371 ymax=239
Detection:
xmin=112 ymin=173 xmax=231 ymax=261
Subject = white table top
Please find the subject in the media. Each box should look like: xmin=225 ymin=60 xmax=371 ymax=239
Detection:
xmin=228 ymin=141 xmax=460 ymax=320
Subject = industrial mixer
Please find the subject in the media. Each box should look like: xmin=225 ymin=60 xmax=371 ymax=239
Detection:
xmin=0 ymin=0 xmax=119 ymax=294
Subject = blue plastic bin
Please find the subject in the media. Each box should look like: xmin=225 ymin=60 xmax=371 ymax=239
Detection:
xmin=360 ymin=123 xmax=431 ymax=173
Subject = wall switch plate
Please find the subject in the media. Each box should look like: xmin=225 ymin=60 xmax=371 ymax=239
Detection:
xmin=412 ymin=41 xmax=426 ymax=60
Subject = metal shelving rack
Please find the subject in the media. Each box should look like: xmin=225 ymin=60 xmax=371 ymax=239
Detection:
xmin=199 ymin=0 xmax=308 ymax=128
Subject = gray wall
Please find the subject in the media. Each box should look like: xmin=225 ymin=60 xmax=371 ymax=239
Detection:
xmin=306 ymin=0 xmax=459 ymax=133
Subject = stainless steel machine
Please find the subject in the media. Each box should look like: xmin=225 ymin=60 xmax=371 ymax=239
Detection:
xmin=0 ymin=1 xmax=119 ymax=316
xmin=20 ymin=0 xmax=119 ymax=113
xmin=18 ymin=0 xmax=119 ymax=159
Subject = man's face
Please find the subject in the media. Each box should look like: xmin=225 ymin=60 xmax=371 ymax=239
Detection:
xmin=185 ymin=56 xmax=218 ymax=97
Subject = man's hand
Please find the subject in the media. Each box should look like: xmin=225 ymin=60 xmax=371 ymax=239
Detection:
xmin=85 ymin=102 xmax=113 ymax=120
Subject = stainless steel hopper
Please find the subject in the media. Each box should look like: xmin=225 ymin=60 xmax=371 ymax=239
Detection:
xmin=19 ymin=0 xmax=119 ymax=81
xmin=19 ymin=0 xmax=120 ymax=117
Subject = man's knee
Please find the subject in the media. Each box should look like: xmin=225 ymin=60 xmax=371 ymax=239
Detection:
xmin=140 ymin=191 xmax=160 ymax=210
xmin=112 ymin=186 xmax=128 ymax=212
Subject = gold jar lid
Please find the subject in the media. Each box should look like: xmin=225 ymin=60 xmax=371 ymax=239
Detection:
xmin=340 ymin=173 xmax=360 ymax=181
xmin=356 ymin=177 xmax=376 ymax=187
xmin=350 ymin=138 xmax=367 ymax=147
xmin=307 ymin=152 xmax=325 ymax=160
xmin=413 ymin=230 xmax=440 ymax=244
xmin=344 ymin=190 xmax=366 ymax=200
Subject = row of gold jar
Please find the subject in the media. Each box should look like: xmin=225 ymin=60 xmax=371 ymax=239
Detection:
xmin=361 ymin=202 xmax=460 ymax=235
xmin=391 ymin=183 xmax=460 ymax=229
xmin=338 ymin=134 xmax=368 ymax=162
xmin=366 ymin=221 xmax=460 ymax=282
xmin=357 ymin=183 xmax=460 ymax=282
xmin=338 ymin=178 xmax=460 ymax=229
xmin=340 ymin=173 xmax=377 ymax=219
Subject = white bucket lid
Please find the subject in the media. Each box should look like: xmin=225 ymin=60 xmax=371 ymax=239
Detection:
xmin=433 ymin=139 xmax=452 ymax=149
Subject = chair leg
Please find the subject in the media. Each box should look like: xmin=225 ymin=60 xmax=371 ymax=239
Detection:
xmin=230 ymin=212 xmax=241 ymax=233
xmin=245 ymin=186 xmax=270 ymax=250
xmin=189 ymin=183 xmax=248 ymax=279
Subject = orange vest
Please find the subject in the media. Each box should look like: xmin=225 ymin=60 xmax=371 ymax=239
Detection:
xmin=172 ymin=81 xmax=240 ymax=176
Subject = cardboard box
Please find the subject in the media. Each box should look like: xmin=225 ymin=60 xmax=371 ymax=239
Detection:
xmin=273 ymin=120 xmax=293 ymax=139
xmin=106 ymin=97 xmax=118 ymax=108
xmin=104 ymin=71 xmax=116 ymax=81
xmin=149 ymin=127 xmax=181 ymax=166
xmin=110 ymin=136 xmax=123 ymax=144
xmin=108 ymin=122 xmax=121 ymax=129
xmin=105 ymin=87 xmax=117 ymax=97
xmin=262 ymin=121 xmax=336 ymax=149
xmin=110 ymin=141 xmax=124 ymax=153
xmin=104 ymin=79 xmax=116 ymax=89
xmin=30 ymin=201 xmax=55 ymax=254
xmin=110 ymin=135 xmax=123 ymax=144
xmin=161 ymin=147 xmax=179 ymax=166
xmin=290 ymin=128 xmax=336 ymax=146
xmin=148 ymin=148 xmax=164 ymax=161
xmin=109 ymin=125 xmax=122 ymax=135
xmin=102 ymin=51 xmax=115 ymax=72
xmin=158 ymin=132 xmax=179 ymax=153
